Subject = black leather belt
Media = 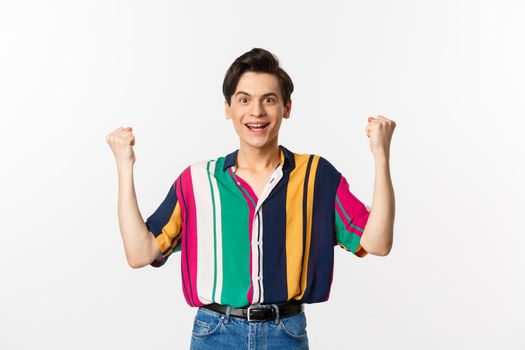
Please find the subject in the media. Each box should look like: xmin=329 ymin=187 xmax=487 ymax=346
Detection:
xmin=202 ymin=302 xmax=304 ymax=322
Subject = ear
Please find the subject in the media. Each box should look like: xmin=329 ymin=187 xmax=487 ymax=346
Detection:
xmin=224 ymin=100 xmax=231 ymax=120
xmin=283 ymin=100 xmax=292 ymax=119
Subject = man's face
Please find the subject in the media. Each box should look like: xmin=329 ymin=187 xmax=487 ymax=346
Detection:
xmin=225 ymin=71 xmax=291 ymax=150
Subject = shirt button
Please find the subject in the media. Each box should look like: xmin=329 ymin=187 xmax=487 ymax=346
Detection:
xmin=257 ymin=276 xmax=261 ymax=280
xmin=236 ymin=181 xmax=240 ymax=185
xmin=257 ymin=241 xmax=262 ymax=246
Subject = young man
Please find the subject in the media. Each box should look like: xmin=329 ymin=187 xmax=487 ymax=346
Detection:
xmin=106 ymin=48 xmax=396 ymax=349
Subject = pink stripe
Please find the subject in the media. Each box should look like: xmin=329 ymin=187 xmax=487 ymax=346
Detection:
xmin=235 ymin=173 xmax=258 ymax=205
xmin=175 ymin=174 xmax=191 ymax=306
xmin=335 ymin=188 xmax=355 ymax=235
xmin=336 ymin=175 xmax=369 ymax=237
xmin=335 ymin=198 xmax=363 ymax=236
xmin=229 ymin=169 xmax=258 ymax=304
xmin=180 ymin=166 xmax=204 ymax=306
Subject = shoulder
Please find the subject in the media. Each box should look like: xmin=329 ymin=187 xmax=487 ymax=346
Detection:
xmin=170 ymin=159 xmax=213 ymax=190
xmin=316 ymin=155 xmax=341 ymax=176
xmin=182 ymin=156 xmax=224 ymax=176
xmin=289 ymin=152 xmax=342 ymax=200
xmin=291 ymin=151 xmax=342 ymax=185
xmin=188 ymin=159 xmax=211 ymax=169
xmin=296 ymin=152 xmax=341 ymax=176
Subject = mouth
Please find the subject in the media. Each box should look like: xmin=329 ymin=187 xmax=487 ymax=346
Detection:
xmin=244 ymin=122 xmax=270 ymax=133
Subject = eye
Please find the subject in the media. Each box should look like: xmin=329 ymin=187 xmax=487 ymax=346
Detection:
xmin=265 ymin=97 xmax=274 ymax=103
xmin=240 ymin=97 xmax=248 ymax=103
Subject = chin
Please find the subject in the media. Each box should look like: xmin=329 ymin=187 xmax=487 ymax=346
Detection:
xmin=246 ymin=140 xmax=269 ymax=149
xmin=242 ymin=136 xmax=273 ymax=149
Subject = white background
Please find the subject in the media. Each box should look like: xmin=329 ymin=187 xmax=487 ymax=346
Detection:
xmin=1 ymin=1 xmax=524 ymax=349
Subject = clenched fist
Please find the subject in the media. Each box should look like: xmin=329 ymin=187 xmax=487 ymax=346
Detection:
xmin=106 ymin=126 xmax=136 ymax=166
xmin=366 ymin=115 xmax=396 ymax=158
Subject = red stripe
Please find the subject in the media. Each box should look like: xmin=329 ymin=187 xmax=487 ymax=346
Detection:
xmin=180 ymin=166 xmax=204 ymax=306
xmin=335 ymin=175 xmax=368 ymax=237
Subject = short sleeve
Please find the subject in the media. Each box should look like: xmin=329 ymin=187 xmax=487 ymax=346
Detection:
xmin=334 ymin=174 xmax=370 ymax=257
xmin=145 ymin=178 xmax=183 ymax=267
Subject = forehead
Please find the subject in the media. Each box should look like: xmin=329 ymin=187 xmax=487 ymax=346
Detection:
xmin=234 ymin=72 xmax=281 ymax=96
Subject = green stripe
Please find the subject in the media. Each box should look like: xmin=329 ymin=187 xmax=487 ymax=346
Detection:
xmin=214 ymin=157 xmax=251 ymax=307
xmin=335 ymin=194 xmax=365 ymax=232
xmin=334 ymin=204 xmax=361 ymax=253
xmin=206 ymin=160 xmax=218 ymax=303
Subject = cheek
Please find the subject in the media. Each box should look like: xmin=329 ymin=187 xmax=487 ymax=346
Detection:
xmin=230 ymin=118 xmax=245 ymax=133
xmin=271 ymin=116 xmax=283 ymax=127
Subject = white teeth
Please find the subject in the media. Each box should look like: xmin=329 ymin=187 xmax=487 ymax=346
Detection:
xmin=246 ymin=123 xmax=266 ymax=128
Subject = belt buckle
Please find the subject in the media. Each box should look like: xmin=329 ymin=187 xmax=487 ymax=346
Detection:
xmin=247 ymin=305 xmax=254 ymax=322
xmin=247 ymin=304 xmax=274 ymax=322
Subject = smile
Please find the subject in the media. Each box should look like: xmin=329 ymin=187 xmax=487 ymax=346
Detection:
xmin=244 ymin=123 xmax=270 ymax=132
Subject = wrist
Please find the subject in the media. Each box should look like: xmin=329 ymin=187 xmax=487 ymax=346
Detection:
xmin=372 ymin=151 xmax=390 ymax=163
xmin=117 ymin=160 xmax=134 ymax=173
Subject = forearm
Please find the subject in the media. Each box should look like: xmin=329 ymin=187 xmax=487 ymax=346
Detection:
xmin=117 ymin=163 xmax=155 ymax=267
xmin=361 ymin=154 xmax=395 ymax=255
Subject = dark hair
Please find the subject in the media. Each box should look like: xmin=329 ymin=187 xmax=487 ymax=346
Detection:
xmin=222 ymin=48 xmax=294 ymax=106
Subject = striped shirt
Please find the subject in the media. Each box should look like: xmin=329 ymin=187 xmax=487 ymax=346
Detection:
xmin=145 ymin=145 xmax=370 ymax=308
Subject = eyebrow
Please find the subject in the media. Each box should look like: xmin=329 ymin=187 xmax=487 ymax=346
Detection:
xmin=234 ymin=91 xmax=279 ymax=99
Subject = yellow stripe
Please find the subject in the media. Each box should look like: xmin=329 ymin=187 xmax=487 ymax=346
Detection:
xmin=295 ymin=155 xmax=320 ymax=300
xmin=286 ymin=154 xmax=315 ymax=300
xmin=337 ymin=242 xmax=368 ymax=257
xmin=355 ymin=243 xmax=368 ymax=257
xmin=156 ymin=201 xmax=182 ymax=252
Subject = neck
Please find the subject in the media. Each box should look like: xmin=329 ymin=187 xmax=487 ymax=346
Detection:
xmin=236 ymin=138 xmax=281 ymax=171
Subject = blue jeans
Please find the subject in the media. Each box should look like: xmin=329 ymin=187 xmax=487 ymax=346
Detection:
xmin=189 ymin=305 xmax=309 ymax=349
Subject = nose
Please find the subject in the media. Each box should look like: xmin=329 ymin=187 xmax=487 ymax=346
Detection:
xmin=249 ymin=101 xmax=265 ymax=117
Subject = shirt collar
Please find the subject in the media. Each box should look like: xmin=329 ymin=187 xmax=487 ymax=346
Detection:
xmin=223 ymin=144 xmax=295 ymax=171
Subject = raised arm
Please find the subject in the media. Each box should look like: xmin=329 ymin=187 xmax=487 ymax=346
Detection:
xmin=359 ymin=116 xmax=396 ymax=256
xmin=106 ymin=127 xmax=160 ymax=268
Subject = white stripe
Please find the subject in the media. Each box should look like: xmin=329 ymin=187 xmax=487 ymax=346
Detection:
xmin=208 ymin=160 xmax=223 ymax=303
xmin=257 ymin=210 xmax=264 ymax=304
xmin=191 ymin=161 xmax=215 ymax=304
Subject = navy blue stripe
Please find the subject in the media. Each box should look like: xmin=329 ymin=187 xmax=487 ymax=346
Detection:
xmin=261 ymin=166 xmax=292 ymax=303
xmin=144 ymin=182 xmax=178 ymax=236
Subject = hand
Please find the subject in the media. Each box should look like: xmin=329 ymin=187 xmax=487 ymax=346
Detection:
xmin=366 ymin=115 xmax=396 ymax=158
xmin=106 ymin=126 xmax=136 ymax=167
